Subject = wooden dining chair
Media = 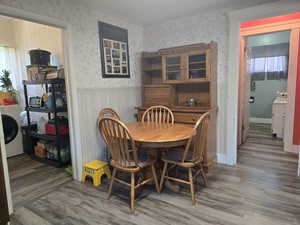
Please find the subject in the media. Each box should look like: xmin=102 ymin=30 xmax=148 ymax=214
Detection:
xmin=98 ymin=108 xmax=120 ymax=121
xmin=141 ymin=105 xmax=174 ymax=124
xmin=98 ymin=117 xmax=160 ymax=212
xmin=159 ymin=112 xmax=210 ymax=205
xmin=97 ymin=108 xmax=121 ymax=160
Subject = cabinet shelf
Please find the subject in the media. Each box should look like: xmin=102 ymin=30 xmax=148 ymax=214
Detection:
xmin=23 ymin=78 xmax=65 ymax=85
xmin=163 ymin=79 xmax=210 ymax=84
xmin=30 ymin=132 xmax=69 ymax=141
xmin=167 ymin=70 xmax=180 ymax=73
xmin=143 ymin=68 xmax=162 ymax=72
xmin=189 ymin=61 xmax=205 ymax=65
xmin=23 ymin=77 xmax=70 ymax=168
xmin=189 ymin=68 xmax=206 ymax=71
xmin=143 ymin=65 xmax=162 ymax=72
xmin=167 ymin=63 xmax=180 ymax=67
xmin=26 ymin=106 xmax=67 ymax=113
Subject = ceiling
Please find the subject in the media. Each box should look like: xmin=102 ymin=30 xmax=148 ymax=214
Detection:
xmin=70 ymin=0 xmax=279 ymax=25
xmin=247 ymin=31 xmax=290 ymax=47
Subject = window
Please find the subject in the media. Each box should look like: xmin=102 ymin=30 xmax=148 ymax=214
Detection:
xmin=249 ymin=55 xmax=288 ymax=81
xmin=0 ymin=47 xmax=19 ymax=90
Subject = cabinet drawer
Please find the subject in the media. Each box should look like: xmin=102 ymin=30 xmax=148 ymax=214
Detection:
xmin=173 ymin=112 xmax=202 ymax=124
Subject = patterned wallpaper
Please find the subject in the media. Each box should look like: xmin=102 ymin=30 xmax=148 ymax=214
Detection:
xmin=143 ymin=11 xmax=230 ymax=155
xmin=0 ymin=0 xmax=143 ymax=89
xmin=0 ymin=0 xmax=144 ymax=177
xmin=0 ymin=0 xmax=231 ymax=168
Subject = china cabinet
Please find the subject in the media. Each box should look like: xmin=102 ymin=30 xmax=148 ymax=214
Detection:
xmin=136 ymin=42 xmax=218 ymax=170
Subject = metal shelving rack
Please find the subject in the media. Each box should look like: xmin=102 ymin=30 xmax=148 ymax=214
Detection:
xmin=23 ymin=78 xmax=70 ymax=167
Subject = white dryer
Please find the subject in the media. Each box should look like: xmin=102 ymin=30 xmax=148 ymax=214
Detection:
xmin=0 ymin=105 xmax=23 ymax=157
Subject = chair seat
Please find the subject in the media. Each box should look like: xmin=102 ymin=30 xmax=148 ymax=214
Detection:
xmin=161 ymin=149 xmax=202 ymax=168
xmin=111 ymin=152 xmax=155 ymax=171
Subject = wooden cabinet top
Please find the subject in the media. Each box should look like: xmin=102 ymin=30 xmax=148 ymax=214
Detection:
xmin=136 ymin=106 xmax=217 ymax=113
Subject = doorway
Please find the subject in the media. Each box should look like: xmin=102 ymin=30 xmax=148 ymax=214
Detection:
xmin=237 ymin=13 xmax=300 ymax=154
xmin=246 ymin=31 xmax=290 ymax=140
xmin=0 ymin=14 xmax=75 ymax=219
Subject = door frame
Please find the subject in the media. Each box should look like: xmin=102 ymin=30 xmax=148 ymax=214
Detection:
xmin=0 ymin=145 xmax=9 ymax=225
xmin=237 ymin=36 xmax=248 ymax=146
xmin=226 ymin=1 xmax=300 ymax=165
xmin=238 ymin=18 xmax=300 ymax=147
xmin=0 ymin=3 xmax=83 ymax=214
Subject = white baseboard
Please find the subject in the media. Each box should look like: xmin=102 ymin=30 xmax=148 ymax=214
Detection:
xmin=284 ymin=147 xmax=299 ymax=154
xmin=298 ymin=153 xmax=300 ymax=176
xmin=250 ymin=117 xmax=272 ymax=124
xmin=217 ymin=153 xmax=227 ymax=165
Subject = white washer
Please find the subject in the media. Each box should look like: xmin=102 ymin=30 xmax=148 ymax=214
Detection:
xmin=0 ymin=104 xmax=23 ymax=158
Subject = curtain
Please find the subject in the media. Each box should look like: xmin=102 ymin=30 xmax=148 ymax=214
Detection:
xmin=249 ymin=55 xmax=288 ymax=81
xmin=0 ymin=47 xmax=20 ymax=90
xmin=266 ymin=56 xmax=288 ymax=80
xmin=250 ymin=57 xmax=266 ymax=80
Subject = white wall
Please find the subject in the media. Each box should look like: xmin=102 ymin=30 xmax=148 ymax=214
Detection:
xmin=12 ymin=19 xmax=64 ymax=121
xmin=144 ymin=10 xmax=229 ymax=161
xmin=13 ymin=19 xmax=64 ymax=69
xmin=0 ymin=18 xmax=15 ymax=47
xmin=78 ymin=87 xmax=141 ymax=163
xmin=0 ymin=0 xmax=143 ymax=179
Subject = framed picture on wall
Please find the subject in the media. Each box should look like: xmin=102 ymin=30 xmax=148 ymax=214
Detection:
xmin=98 ymin=21 xmax=130 ymax=78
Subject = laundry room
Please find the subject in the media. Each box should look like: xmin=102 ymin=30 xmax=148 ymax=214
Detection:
xmin=0 ymin=15 xmax=72 ymax=208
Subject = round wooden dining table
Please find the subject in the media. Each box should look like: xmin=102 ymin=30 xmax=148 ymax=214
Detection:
xmin=126 ymin=122 xmax=194 ymax=148
xmin=126 ymin=122 xmax=194 ymax=192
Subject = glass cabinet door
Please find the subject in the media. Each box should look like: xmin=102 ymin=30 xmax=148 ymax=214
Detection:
xmin=165 ymin=56 xmax=181 ymax=81
xmin=187 ymin=53 xmax=208 ymax=80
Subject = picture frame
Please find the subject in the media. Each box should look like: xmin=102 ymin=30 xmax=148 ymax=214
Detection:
xmin=98 ymin=21 xmax=130 ymax=78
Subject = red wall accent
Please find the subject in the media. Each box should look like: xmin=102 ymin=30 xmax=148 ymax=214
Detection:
xmin=293 ymin=35 xmax=300 ymax=145
xmin=240 ymin=12 xmax=300 ymax=28
xmin=241 ymin=12 xmax=300 ymax=145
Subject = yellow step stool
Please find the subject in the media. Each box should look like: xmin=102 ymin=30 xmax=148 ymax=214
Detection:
xmin=82 ymin=160 xmax=111 ymax=187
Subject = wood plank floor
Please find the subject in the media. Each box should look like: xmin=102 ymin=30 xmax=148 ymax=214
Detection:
xmin=8 ymin=124 xmax=300 ymax=225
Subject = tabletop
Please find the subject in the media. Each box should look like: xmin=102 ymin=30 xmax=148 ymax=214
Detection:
xmin=126 ymin=122 xmax=194 ymax=148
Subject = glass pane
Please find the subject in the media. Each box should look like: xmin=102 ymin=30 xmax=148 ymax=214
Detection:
xmin=166 ymin=56 xmax=181 ymax=80
xmin=167 ymin=65 xmax=180 ymax=71
xmin=189 ymin=54 xmax=206 ymax=63
xmin=189 ymin=63 xmax=205 ymax=70
xmin=167 ymin=71 xmax=180 ymax=80
xmin=250 ymin=57 xmax=265 ymax=73
xmin=166 ymin=56 xmax=180 ymax=65
xmin=188 ymin=54 xmax=206 ymax=79
xmin=189 ymin=70 xmax=206 ymax=79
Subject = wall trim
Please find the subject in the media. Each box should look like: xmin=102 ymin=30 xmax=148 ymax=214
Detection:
xmin=77 ymin=85 xmax=142 ymax=92
xmin=298 ymin=153 xmax=300 ymax=176
xmin=217 ymin=153 xmax=228 ymax=165
xmin=249 ymin=117 xmax=272 ymax=124
xmin=226 ymin=0 xmax=300 ymax=166
xmin=241 ymin=18 xmax=300 ymax=36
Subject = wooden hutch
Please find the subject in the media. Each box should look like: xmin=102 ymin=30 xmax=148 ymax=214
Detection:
xmin=136 ymin=42 xmax=218 ymax=170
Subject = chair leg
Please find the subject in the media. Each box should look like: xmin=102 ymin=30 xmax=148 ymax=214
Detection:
xmin=151 ymin=164 xmax=160 ymax=193
xmin=200 ymin=165 xmax=208 ymax=187
xmin=131 ymin=172 xmax=135 ymax=213
xmin=107 ymin=167 xmax=117 ymax=199
xmin=188 ymin=168 xmax=196 ymax=205
xmin=160 ymin=162 xmax=168 ymax=191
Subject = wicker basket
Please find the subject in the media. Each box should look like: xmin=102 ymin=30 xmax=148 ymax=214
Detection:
xmin=26 ymin=65 xmax=57 ymax=81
